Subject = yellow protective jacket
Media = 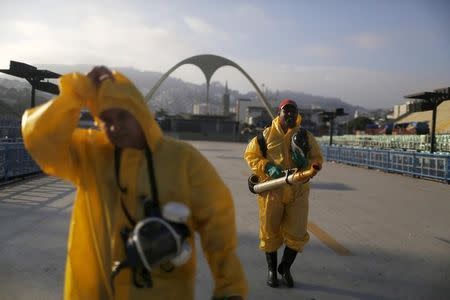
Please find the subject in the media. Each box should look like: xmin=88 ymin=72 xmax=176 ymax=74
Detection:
xmin=22 ymin=72 xmax=247 ymax=300
xmin=244 ymin=115 xmax=323 ymax=182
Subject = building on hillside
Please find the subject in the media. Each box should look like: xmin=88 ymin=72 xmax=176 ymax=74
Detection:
xmin=193 ymin=103 xmax=209 ymax=115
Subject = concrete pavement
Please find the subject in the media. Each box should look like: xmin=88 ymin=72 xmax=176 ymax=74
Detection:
xmin=0 ymin=140 xmax=448 ymax=300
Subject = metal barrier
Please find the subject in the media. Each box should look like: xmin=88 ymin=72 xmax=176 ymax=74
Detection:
xmin=0 ymin=142 xmax=41 ymax=182
xmin=2 ymin=141 xmax=449 ymax=183
xmin=321 ymin=145 xmax=450 ymax=183
xmin=316 ymin=134 xmax=450 ymax=152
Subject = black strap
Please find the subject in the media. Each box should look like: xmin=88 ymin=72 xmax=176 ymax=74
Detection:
xmin=297 ymin=128 xmax=311 ymax=156
xmin=120 ymin=198 xmax=136 ymax=226
xmin=257 ymin=132 xmax=267 ymax=158
xmin=144 ymin=146 xmax=160 ymax=215
xmin=114 ymin=148 xmax=128 ymax=194
xmin=114 ymin=146 xmax=161 ymax=223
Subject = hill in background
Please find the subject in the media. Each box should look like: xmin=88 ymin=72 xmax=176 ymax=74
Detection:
xmin=1 ymin=65 xmax=369 ymax=117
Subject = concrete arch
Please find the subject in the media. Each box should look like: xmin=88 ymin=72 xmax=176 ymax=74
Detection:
xmin=144 ymin=54 xmax=275 ymax=118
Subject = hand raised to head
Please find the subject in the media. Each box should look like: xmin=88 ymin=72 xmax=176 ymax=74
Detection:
xmin=87 ymin=66 xmax=114 ymax=88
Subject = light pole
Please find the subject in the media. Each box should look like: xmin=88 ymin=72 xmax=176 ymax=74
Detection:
xmin=320 ymin=108 xmax=347 ymax=146
xmin=0 ymin=61 xmax=60 ymax=107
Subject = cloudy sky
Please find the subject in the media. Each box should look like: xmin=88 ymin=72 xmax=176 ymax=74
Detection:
xmin=1 ymin=0 xmax=449 ymax=109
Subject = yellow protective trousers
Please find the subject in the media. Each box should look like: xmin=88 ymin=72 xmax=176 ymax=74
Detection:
xmin=258 ymin=185 xmax=310 ymax=252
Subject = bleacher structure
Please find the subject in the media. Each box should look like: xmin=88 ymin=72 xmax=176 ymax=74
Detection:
xmin=316 ymin=134 xmax=450 ymax=153
xmin=317 ymin=133 xmax=450 ymax=183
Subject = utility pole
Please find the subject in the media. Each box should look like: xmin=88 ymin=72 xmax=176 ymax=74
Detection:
xmin=320 ymin=108 xmax=348 ymax=146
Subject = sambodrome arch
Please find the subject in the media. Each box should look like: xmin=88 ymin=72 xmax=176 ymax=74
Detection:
xmin=144 ymin=54 xmax=275 ymax=119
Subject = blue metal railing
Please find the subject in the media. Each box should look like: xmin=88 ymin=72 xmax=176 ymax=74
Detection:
xmin=321 ymin=144 xmax=450 ymax=183
xmin=0 ymin=142 xmax=40 ymax=182
xmin=1 ymin=142 xmax=449 ymax=183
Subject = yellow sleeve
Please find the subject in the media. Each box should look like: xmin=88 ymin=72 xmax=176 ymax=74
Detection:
xmin=307 ymin=132 xmax=324 ymax=168
xmin=243 ymin=135 xmax=270 ymax=177
xmin=188 ymin=147 xmax=248 ymax=299
xmin=21 ymin=73 xmax=96 ymax=184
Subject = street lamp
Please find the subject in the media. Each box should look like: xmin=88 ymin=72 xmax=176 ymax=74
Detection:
xmin=320 ymin=108 xmax=347 ymax=146
xmin=0 ymin=61 xmax=60 ymax=108
xmin=404 ymin=87 xmax=449 ymax=153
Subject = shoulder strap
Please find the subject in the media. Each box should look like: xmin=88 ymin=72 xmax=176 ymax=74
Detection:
xmin=144 ymin=146 xmax=160 ymax=216
xmin=114 ymin=148 xmax=128 ymax=194
xmin=256 ymin=131 xmax=267 ymax=158
xmin=297 ymin=127 xmax=311 ymax=155
xmin=114 ymin=146 xmax=161 ymax=222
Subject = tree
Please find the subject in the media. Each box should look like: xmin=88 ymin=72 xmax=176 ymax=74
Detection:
xmin=347 ymin=116 xmax=374 ymax=133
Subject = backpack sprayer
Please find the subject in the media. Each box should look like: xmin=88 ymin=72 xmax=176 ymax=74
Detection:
xmin=248 ymin=163 xmax=321 ymax=194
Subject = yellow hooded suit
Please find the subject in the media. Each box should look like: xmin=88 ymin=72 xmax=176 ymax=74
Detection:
xmin=244 ymin=115 xmax=323 ymax=253
xmin=22 ymin=72 xmax=247 ymax=299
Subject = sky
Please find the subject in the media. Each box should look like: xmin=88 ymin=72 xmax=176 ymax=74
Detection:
xmin=0 ymin=0 xmax=449 ymax=109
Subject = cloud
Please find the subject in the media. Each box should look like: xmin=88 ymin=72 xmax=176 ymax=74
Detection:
xmin=183 ymin=16 xmax=215 ymax=34
xmin=236 ymin=4 xmax=268 ymax=22
xmin=235 ymin=3 xmax=276 ymax=29
xmin=226 ymin=62 xmax=448 ymax=109
xmin=0 ymin=14 xmax=194 ymax=72
xmin=301 ymin=45 xmax=338 ymax=58
xmin=348 ymin=33 xmax=387 ymax=50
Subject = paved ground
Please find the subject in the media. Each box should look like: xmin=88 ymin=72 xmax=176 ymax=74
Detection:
xmin=0 ymin=140 xmax=449 ymax=300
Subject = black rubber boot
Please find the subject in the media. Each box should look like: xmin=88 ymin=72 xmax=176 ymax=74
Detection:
xmin=277 ymin=246 xmax=298 ymax=287
xmin=265 ymin=251 xmax=279 ymax=287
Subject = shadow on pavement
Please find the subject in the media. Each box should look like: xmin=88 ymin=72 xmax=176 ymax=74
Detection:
xmin=310 ymin=181 xmax=355 ymax=191
xmin=220 ymin=232 xmax=450 ymax=300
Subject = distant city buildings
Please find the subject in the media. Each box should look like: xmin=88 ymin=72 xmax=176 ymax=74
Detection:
xmin=193 ymin=103 xmax=209 ymax=115
xmin=392 ymin=99 xmax=422 ymax=119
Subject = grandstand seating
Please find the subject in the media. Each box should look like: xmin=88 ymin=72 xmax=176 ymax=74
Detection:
xmin=316 ymin=134 xmax=450 ymax=153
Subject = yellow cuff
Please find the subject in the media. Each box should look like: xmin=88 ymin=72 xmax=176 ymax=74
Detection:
xmin=59 ymin=73 xmax=96 ymax=108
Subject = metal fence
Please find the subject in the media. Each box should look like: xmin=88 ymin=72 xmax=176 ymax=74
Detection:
xmin=321 ymin=144 xmax=450 ymax=183
xmin=0 ymin=142 xmax=40 ymax=182
xmin=316 ymin=134 xmax=450 ymax=153
xmin=2 ymin=141 xmax=449 ymax=183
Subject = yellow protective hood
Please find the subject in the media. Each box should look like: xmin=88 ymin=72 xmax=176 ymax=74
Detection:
xmin=271 ymin=113 xmax=302 ymax=134
xmin=90 ymin=71 xmax=162 ymax=153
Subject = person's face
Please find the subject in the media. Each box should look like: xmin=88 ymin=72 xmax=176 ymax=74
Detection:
xmin=99 ymin=108 xmax=146 ymax=149
xmin=279 ymin=105 xmax=298 ymax=129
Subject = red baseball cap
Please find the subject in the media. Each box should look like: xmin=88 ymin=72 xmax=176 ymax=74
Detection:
xmin=278 ymin=99 xmax=297 ymax=110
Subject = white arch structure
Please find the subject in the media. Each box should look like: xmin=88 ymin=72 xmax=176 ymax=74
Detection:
xmin=144 ymin=54 xmax=275 ymax=119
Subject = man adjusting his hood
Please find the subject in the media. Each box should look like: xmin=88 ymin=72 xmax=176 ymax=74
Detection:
xmin=22 ymin=66 xmax=247 ymax=300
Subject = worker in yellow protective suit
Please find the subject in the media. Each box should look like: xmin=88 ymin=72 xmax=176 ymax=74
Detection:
xmin=22 ymin=66 xmax=247 ymax=300
xmin=244 ymin=99 xmax=323 ymax=288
